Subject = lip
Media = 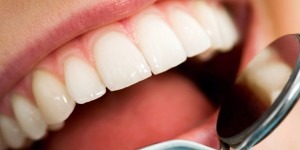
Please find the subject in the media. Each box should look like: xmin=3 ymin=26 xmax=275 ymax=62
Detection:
xmin=0 ymin=0 xmax=157 ymax=99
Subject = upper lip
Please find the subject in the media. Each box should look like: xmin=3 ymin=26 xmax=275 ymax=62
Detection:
xmin=0 ymin=0 xmax=157 ymax=99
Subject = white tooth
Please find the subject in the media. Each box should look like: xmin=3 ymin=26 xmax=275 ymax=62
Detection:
xmin=215 ymin=6 xmax=239 ymax=51
xmin=135 ymin=13 xmax=186 ymax=74
xmin=48 ymin=122 xmax=64 ymax=131
xmin=168 ymin=8 xmax=211 ymax=57
xmin=244 ymin=61 xmax=292 ymax=103
xmin=32 ymin=70 xmax=76 ymax=124
xmin=11 ymin=94 xmax=47 ymax=140
xmin=94 ymin=31 xmax=152 ymax=91
xmin=195 ymin=49 xmax=217 ymax=61
xmin=64 ymin=56 xmax=106 ymax=104
xmin=248 ymin=48 xmax=274 ymax=68
xmin=0 ymin=115 xmax=26 ymax=149
xmin=193 ymin=1 xmax=223 ymax=50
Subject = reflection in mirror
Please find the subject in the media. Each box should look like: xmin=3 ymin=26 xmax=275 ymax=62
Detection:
xmin=217 ymin=34 xmax=300 ymax=147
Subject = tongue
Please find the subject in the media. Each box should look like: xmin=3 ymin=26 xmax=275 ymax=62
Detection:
xmin=34 ymin=71 xmax=217 ymax=150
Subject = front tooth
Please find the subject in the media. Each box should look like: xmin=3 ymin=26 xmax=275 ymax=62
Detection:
xmin=11 ymin=94 xmax=47 ymax=140
xmin=214 ymin=6 xmax=239 ymax=51
xmin=32 ymin=70 xmax=75 ymax=124
xmin=94 ymin=31 xmax=152 ymax=91
xmin=193 ymin=1 xmax=223 ymax=50
xmin=64 ymin=56 xmax=106 ymax=104
xmin=168 ymin=7 xmax=211 ymax=57
xmin=134 ymin=12 xmax=187 ymax=74
xmin=0 ymin=115 xmax=26 ymax=149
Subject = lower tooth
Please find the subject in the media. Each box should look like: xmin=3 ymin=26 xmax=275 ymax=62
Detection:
xmin=168 ymin=7 xmax=211 ymax=57
xmin=0 ymin=115 xmax=26 ymax=149
xmin=94 ymin=31 xmax=152 ymax=91
xmin=134 ymin=12 xmax=187 ymax=74
xmin=11 ymin=94 xmax=47 ymax=140
xmin=32 ymin=70 xmax=76 ymax=124
xmin=64 ymin=56 xmax=106 ymax=104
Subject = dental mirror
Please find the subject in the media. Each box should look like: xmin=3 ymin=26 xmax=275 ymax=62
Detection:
xmin=217 ymin=34 xmax=300 ymax=150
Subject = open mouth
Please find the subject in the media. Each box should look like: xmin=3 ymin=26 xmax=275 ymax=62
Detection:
xmin=0 ymin=0 xmax=269 ymax=149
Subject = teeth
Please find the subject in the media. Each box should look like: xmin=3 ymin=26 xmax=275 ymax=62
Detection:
xmin=0 ymin=115 xmax=26 ymax=149
xmin=11 ymin=94 xmax=47 ymax=140
xmin=214 ymin=6 xmax=239 ymax=51
xmin=48 ymin=122 xmax=65 ymax=131
xmin=94 ymin=31 xmax=152 ymax=91
xmin=249 ymin=62 xmax=291 ymax=102
xmin=0 ymin=3 xmax=241 ymax=144
xmin=64 ymin=56 xmax=106 ymax=103
xmin=168 ymin=7 xmax=211 ymax=57
xmin=32 ymin=70 xmax=76 ymax=124
xmin=134 ymin=12 xmax=186 ymax=74
xmin=241 ymin=50 xmax=292 ymax=103
xmin=193 ymin=1 xmax=223 ymax=50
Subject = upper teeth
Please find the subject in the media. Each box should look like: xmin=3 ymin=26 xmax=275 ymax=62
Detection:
xmin=0 ymin=0 xmax=238 ymax=148
xmin=93 ymin=30 xmax=152 ymax=91
xmin=11 ymin=94 xmax=47 ymax=140
xmin=0 ymin=114 xmax=26 ymax=149
xmin=32 ymin=70 xmax=75 ymax=125
xmin=134 ymin=11 xmax=187 ymax=75
xmin=168 ymin=6 xmax=212 ymax=57
xmin=64 ymin=56 xmax=106 ymax=104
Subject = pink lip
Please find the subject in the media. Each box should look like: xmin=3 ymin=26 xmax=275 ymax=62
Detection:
xmin=0 ymin=0 xmax=157 ymax=99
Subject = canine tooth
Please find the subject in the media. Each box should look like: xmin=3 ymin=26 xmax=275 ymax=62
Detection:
xmin=64 ymin=56 xmax=106 ymax=103
xmin=168 ymin=8 xmax=211 ymax=57
xmin=48 ymin=122 xmax=64 ymax=131
xmin=94 ymin=31 xmax=152 ymax=91
xmin=32 ymin=70 xmax=75 ymax=124
xmin=134 ymin=12 xmax=186 ymax=74
xmin=12 ymin=94 xmax=47 ymax=140
xmin=215 ymin=6 xmax=239 ymax=51
xmin=0 ymin=115 xmax=26 ymax=149
xmin=193 ymin=1 xmax=223 ymax=50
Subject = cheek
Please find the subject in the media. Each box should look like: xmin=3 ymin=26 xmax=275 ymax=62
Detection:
xmin=253 ymin=101 xmax=300 ymax=150
xmin=266 ymin=0 xmax=300 ymax=36
xmin=252 ymin=0 xmax=300 ymax=41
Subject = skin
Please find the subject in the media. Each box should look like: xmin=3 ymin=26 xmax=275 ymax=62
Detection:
xmin=1 ymin=0 xmax=300 ymax=149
